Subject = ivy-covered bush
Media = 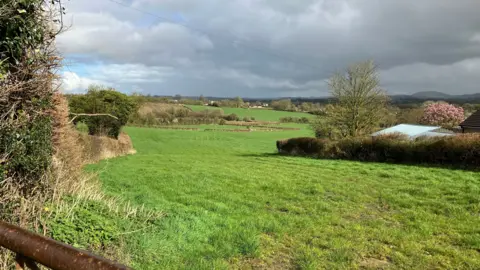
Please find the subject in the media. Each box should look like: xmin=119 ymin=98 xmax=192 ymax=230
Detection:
xmin=69 ymin=85 xmax=137 ymax=139
xmin=0 ymin=0 xmax=62 ymax=187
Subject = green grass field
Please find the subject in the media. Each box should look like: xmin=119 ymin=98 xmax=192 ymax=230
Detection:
xmin=87 ymin=127 xmax=480 ymax=269
xmin=186 ymin=105 xmax=313 ymax=121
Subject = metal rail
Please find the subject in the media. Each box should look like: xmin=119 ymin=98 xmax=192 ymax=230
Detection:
xmin=0 ymin=220 xmax=131 ymax=270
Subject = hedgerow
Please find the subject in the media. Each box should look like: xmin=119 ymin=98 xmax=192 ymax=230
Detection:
xmin=277 ymin=134 xmax=480 ymax=169
xmin=0 ymin=0 xmax=62 ymax=191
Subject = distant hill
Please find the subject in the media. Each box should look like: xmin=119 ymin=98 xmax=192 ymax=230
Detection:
xmin=405 ymin=92 xmax=480 ymax=102
xmin=157 ymin=92 xmax=480 ymax=104
xmin=411 ymin=91 xmax=451 ymax=99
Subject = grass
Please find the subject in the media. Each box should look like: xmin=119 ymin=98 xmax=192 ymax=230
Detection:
xmin=87 ymin=127 xmax=480 ymax=269
xmin=186 ymin=105 xmax=313 ymax=121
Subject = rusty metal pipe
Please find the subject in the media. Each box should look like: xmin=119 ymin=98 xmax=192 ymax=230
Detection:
xmin=0 ymin=220 xmax=131 ymax=270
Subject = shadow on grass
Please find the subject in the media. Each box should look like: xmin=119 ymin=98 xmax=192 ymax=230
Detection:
xmin=238 ymin=153 xmax=280 ymax=158
xmin=237 ymin=152 xmax=480 ymax=172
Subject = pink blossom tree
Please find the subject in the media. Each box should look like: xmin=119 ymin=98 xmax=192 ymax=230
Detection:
xmin=421 ymin=102 xmax=465 ymax=128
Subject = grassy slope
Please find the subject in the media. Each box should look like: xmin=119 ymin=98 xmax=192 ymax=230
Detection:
xmin=88 ymin=127 xmax=480 ymax=269
xmin=186 ymin=105 xmax=313 ymax=121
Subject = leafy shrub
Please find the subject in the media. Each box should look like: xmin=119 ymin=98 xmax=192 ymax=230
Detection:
xmin=219 ymin=119 xmax=227 ymax=125
xmin=276 ymin=137 xmax=327 ymax=156
xmin=242 ymin=117 xmax=251 ymax=122
xmin=277 ymin=134 xmax=480 ymax=169
xmin=300 ymin=117 xmax=310 ymax=123
xmin=0 ymin=0 xmax=61 ymax=188
xmin=0 ymin=115 xmax=52 ymax=185
xmin=69 ymin=86 xmax=136 ymax=139
xmin=309 ymin=110 xmax=326 ymax=116
xmin=223 ymin=113 xmax=240 ymax=121
xmin=75 ymin=122 xmax=89 ymax=133
xmin=280 ymin=117 xmax=310 ymax=123
xmin=279 ymin=117 xmax=293 ymax=123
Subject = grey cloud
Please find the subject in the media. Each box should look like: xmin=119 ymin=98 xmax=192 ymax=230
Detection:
xmin=58 ymin=12 xmax=213 ymax=67
xmin=380 ymin=58 xmax=480 ymax=95
xmin=60 ymin=0 xmax=480 ymax=96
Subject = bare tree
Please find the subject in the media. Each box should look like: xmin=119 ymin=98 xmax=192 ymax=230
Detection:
xmin=322 ymin=60 xmax=389 ymax=137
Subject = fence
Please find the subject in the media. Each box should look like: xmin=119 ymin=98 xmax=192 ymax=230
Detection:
xmin=0 ymin=221 xmax=130 ymax=270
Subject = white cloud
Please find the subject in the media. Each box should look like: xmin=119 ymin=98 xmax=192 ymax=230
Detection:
xmin=61 ymin=71 xmax=108 ymax=93
xmin=61 ymin=63 xmax=176 ymax=93
xmin=57 ymin=12 xmax=213 ymax=67
xmin=90 ymin=64 xmax=175 ymax=83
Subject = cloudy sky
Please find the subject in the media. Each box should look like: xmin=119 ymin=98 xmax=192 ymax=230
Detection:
xmin=58 ymin=0 xmax=480 ymax=97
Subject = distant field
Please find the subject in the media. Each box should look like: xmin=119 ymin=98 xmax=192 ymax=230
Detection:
xmin=172 ymin=123 xmax=309 ymax=130
xmin=88 ymin=127 xmax=480 ymax=269
xmin=186 ymin=105 xmax=313 ymax=121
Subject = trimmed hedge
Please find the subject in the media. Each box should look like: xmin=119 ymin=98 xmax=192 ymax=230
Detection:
xmin=277 ymin=137 xmax=328 ymax=156
xmin=276 ymin=134 xmax=480 ymax=169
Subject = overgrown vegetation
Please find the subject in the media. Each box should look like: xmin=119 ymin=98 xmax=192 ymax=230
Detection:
xmin=0 ymin=3 xmax=65 ymax=249
xmin=69 ymin=85 xmax=136 ymax=138
xmin=128 ymin=102 xmax=225 ymax=126
xmin=0 ymin=0 xmax=60 ymax=188
xmin=0 ymin=0 xmax=69 ymax=266
xmin=0 ymin=2 xmax=155 ymax=268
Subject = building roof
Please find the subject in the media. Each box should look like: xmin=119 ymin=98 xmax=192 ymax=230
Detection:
xmin=415 ymin=131 xmax=453 ymax=138
xmin=372 ymin=124 xmax=454 ymax=139
xmin=460 ymin=110 xmax=480 ymax=128
xmin=372 ymin=124 xmax=439 ymax=137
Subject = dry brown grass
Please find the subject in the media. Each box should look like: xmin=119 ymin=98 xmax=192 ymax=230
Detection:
xmin=138 ymin=102 xmax=191 ymax=117
xmin=79 ymin=132 xmax=136 ymax=164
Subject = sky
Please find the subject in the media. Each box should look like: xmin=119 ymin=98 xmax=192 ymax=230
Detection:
xmin=58 ymin=0 xmax=480 ymax=98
